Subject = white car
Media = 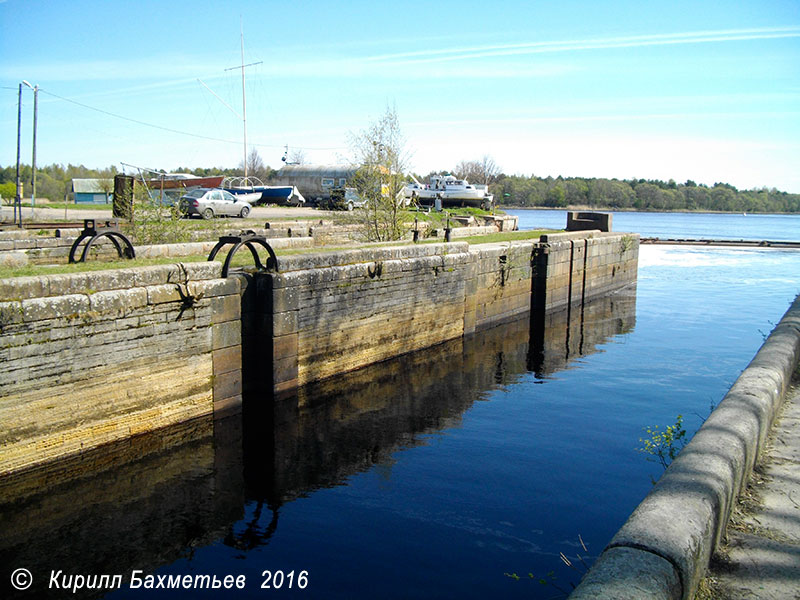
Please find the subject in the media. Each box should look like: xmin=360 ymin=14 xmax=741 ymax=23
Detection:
xmin=179 ymin=188 xmax=252 ymax=219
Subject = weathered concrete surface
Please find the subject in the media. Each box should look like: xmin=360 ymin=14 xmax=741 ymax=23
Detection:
xmin=705 ymin=381 xmax=800 ymax=599
xmin=569 ymin=547 xmax=681 ymax=600
xmin=260 ymin=234 xmax=639 ymax=395
xmin=0 ymin=235 xmax=313 ymax=265
xmin=569 ymin=294 xmax=800 ymax=600
xmin=0 ymin=262 xmax=242 ymax=476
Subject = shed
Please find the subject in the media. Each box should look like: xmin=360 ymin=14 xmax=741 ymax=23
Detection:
xmin=71 ymin=179 xmax=114 ymax=204
xmin=272 ymin=164 xmax=356 ymax=203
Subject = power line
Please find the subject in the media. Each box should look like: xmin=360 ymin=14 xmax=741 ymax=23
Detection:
xmin=35 ymin=87 xmax=346 ymax=152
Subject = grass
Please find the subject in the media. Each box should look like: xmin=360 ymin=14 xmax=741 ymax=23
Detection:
xmin=439 ymin=229 xmax=556 ymax=245
xmin=0 ymin=207 xmax=556 ymax=278
xmin=20 ymin=202 xmax=114 ymax=211
xmin=0 ymin=255 xmax=210 ymax=279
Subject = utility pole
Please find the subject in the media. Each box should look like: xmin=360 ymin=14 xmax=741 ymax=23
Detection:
xmin=28 ymin=82 xmax=38 ymax=213
xmin=14 ymin=83 xmax=23 ymax=228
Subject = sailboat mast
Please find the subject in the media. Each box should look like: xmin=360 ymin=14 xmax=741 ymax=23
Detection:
xmin=240 ymin=23 xmax=248 ymax=179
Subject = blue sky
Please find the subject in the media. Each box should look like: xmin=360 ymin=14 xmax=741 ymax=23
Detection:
xmin=2 ymin=0 xmax=799 ymax=191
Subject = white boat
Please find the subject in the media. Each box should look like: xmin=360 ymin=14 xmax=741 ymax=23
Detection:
xmin=403 ymin=174 xmax=493 ymax=209
xmin=222 ymin=176 xmax=268 ymax=204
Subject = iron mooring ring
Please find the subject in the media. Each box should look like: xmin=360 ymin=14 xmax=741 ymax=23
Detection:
xmin=68 ymin=219 xmax=136 ymax=263
xmin=207 ymin=233 xmax=279 ymax=278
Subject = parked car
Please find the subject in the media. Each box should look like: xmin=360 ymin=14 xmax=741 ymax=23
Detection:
xmin=179 ymin=188 xmax=251 ymax=219
xmin=324 ymin=187 xmax=367 ymax=210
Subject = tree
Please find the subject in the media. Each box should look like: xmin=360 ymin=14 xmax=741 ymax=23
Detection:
xmin=0 ymin=181 xmax=15 ymax=205
xmin=240 ymin=147 xmax=269 ymax=181
xmin=454 ymin=155 xmax=500 ymax=185
xmin=545 ymin=185 xmax=566 ymax=207
xmin=287 ymin=148 xmax=307 ymax=165
xmin=349 ymin=106 xmax=410 ymax=241
xmin=97 ymin=178 xmax=114 ymax=203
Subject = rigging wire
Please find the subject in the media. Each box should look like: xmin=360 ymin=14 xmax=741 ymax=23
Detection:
xmin=35 ymin=87 xmax=346 ymax=151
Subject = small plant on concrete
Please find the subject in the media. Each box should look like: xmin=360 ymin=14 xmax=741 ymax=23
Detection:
xmin=639 ymin=414 xmax=687 ymax=470
xmin=126 ymin=185 xmax=191 ymax=246
xmin=619 ymin=234 xmax=634 ymax=256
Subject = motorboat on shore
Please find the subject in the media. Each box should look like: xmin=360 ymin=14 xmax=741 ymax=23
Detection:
xmin=403 ymin=174 xmax=493 ymax=209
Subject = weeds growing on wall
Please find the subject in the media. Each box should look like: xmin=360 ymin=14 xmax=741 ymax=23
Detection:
xmin=123 ymin=186 xmax=192 ymax=246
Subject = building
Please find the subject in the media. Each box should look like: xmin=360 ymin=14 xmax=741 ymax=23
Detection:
xmin=71 ymin=179 xmax=114 ymax=204
xmin=271 ymin=164 xmax=356 ymax=204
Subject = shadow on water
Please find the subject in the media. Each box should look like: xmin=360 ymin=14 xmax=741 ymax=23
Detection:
xmin=0 ymin=286 xmax=636 ymax=598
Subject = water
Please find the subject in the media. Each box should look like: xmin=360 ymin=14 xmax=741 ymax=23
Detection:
xmin=507 ymin=209 xmax=800 ymax=241
xmin=2 ymin=222 xmax=799 ymax=599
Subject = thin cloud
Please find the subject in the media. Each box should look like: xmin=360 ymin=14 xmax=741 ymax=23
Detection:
xmin=407 ymin=110 xmax=800 ymax=129
xmin=364 ymin=27 xmax=800 ymax=65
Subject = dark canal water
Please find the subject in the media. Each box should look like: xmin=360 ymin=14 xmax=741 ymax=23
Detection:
xmin=2 ymin=216 xmax=799 ymax=599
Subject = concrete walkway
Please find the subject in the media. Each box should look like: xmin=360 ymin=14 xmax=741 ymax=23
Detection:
xmin=704 ymin=379 xmax=800 ymax=599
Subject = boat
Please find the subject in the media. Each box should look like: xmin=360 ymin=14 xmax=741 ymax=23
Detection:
xmin=222 ymin=176 xmax=268 ymax=204
xmin=403 ymin=174 xmax=493 ymax=209
xmin=260 ymin=185 xmax=306 ymax=206
xmin=145 ymin=173 xmax=224 ymax=190
xmin=143 ymin=172 xmax=225 ymax=206
xmin=222 ymin=177 xmax=306 ymax=206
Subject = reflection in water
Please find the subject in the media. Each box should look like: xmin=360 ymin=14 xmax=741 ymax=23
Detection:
xmin=0 ymin=287 xmax=636 ymax=597
xmin=528 ymin=283 xmax=637 ymax=377
xmin=0 ymin=417 xmax=242 ymax=599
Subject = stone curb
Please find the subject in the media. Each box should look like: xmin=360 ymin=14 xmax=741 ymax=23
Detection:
xmin=569 ymin=293 xmax=800 ymax=600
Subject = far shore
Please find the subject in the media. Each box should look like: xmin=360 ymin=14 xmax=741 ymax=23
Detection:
xmin=500 ymin=205 xmax=799 ymax=215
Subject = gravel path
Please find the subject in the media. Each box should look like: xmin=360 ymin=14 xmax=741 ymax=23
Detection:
xmin=704 ymin=379 xmax=800 ymax=599
xmin=0 ymin=204 xmax=333 ymax=223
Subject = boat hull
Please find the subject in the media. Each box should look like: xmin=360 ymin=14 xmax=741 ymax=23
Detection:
xmin=224 ymin=188 xmax=264 ymax=204
xmin=146 ymin=176 xmax=224 ymax=190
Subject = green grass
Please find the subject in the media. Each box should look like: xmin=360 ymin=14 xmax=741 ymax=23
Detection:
xmin=23 ymin=202 xmax=114 ymax=211
xmin=0 ymin=255 xmax=210 ymax=279
xmin=0 ymin=223 xmax=557 ymax=279
xmin=425 ymin=229 xmax=557 ymax=245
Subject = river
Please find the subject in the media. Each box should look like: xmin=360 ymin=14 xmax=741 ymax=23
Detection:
xmin=506 ymin=208 xmax=800 ymax=241
xmin=1 ymin=215 xmax=799 ymax=599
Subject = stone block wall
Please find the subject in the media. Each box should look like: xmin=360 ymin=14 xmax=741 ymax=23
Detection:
xmin=469 ymin=241 xmax=536 ymax=332
xmin=0 ymin=234 xmax=312 ymax=266
xmin=0 ymin=230 xmax=640 ymax=472
xmin=259 ymin=243 xmax=474 ymax=394
xmin=258 ymin=233 xmax=639 ymax=395
xmin=533 ymin=231 xmax=639 ymax=312
xmin=0 ymin=262 xmax=242 ymax=476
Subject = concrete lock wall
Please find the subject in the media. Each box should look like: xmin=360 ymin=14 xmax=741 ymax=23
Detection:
xmin=569 ymin=293 xmax=800 ymax=600
xmin=0 ymin=231 xmax=638 ymax=475
xmin=533 ymin=231 xmax=639 ymax=313
xmin=0 ymin=231 xmax=313 ymax=267
xmin=259 ymin=232 xmax=638 ymax=396
xmin=0 ymin=263 xmax=242 ymax=477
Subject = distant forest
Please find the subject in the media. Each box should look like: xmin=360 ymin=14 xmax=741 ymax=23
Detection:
xmin=2 ymin=163 xmax=799 ymax=213
xmin=491 ymin=174 xmax=800 ymax=213
xmin=0 ymin=164 xmax=253 ymax=204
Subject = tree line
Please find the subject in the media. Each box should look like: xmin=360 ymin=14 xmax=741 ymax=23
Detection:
xmin=2 ymin=161 xmax=799 ymax=213
xmin=0 ymin=162 xmax=266 ymax=204
xmin=490 ymin=175 xmax=800 ymax=213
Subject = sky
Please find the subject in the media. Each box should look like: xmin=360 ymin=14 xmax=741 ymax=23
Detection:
xmin=2 ymin=0 xmax=799 ymax=192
